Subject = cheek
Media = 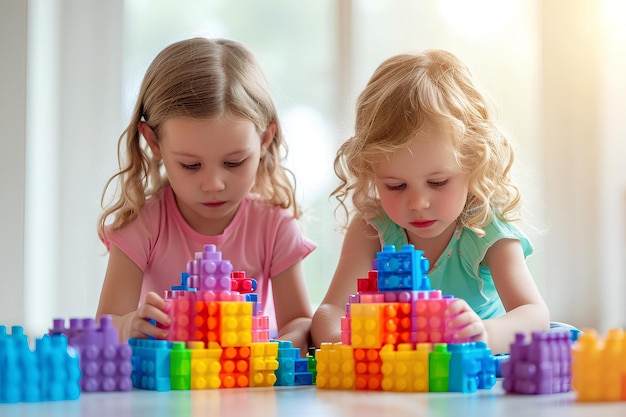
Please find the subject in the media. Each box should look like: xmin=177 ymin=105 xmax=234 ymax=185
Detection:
xmin=379 ymin=192 xmax=401 ymax=216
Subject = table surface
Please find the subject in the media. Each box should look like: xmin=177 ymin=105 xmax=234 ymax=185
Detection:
xmin=1 ymin=382 xmax=625 ymax=417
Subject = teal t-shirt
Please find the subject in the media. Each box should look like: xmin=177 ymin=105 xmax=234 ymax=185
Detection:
xmin=369 ymin=213 xmax=533 ymax=319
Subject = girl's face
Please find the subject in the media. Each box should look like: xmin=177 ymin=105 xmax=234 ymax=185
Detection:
xmin=141 ymin=115 xmax=274 ymax=235
xmin=374 ymin=122 xmax=469 ymax=247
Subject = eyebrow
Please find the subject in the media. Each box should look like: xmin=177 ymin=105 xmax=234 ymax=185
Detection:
xmin=170 ymin=147 xmax=253 ymax=158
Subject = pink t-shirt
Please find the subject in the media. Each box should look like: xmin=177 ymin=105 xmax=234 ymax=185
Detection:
xmin=103 ymin=186 xmax=316 ymax=334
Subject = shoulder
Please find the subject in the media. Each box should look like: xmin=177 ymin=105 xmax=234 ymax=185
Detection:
xmin=104 ymin=187 xmax=171 ymax=242
xmin=459 ymin=216 xmax=533 ymax=264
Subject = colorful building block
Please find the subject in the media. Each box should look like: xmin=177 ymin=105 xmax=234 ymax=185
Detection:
xmin=501 ymin=331 xmax=571 ymax=395
xmin=249 ymin=342 xmax=279 ymax=387
xmin=1 ymin=325 xmax=81 ymax=403
xmin=128 ymin=338 xmax=171 ymax=392
xmin=315 ymin=343 xmax=355 ymax=390
xmin=571 ymin=328 xmax=626 ymax=402
xmin=50 ymin=316 xmax=133 ymax=392
xmin=376 ymin=244 xmax=431 ymax=292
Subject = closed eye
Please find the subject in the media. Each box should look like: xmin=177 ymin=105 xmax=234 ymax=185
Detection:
xmin=428 ymin=179 xmax=448 ymax=187
xmin=386 ymin=183 xmax=406 ymax=191
xmin=181 ymin=163 xmax=201 ymax=170
xmin=224 ymin=159 xmax=246 ymax=168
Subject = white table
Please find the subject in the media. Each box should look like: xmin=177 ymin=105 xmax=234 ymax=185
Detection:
xmin=1 ymin=382 xmax=625 ymax=417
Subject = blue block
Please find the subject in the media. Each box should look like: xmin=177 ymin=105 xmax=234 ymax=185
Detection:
xmin=376 ymin=245 xmax=430 ymax=291
xmin=294 ymin=372 xmax=313 ymax=385
xmin=129 ymin=338 xmax=171 ymax=392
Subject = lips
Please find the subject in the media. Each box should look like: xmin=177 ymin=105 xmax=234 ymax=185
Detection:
xmin=203 ymin=201 xmax=226 ymax=208
xmin=410 ymin=220 xmax=436 ymax=228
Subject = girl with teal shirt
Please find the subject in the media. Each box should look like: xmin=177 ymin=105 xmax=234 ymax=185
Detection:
xmin=311 ymin=50 xmax=550 ymax=354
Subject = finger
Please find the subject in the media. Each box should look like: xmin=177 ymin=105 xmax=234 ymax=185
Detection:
xmin=445 ymin=299 xmax=469 ymax=316
xmin=144 ymin=291 xmax=170 ymax=312
xmin=131 ymin=317 xmax=169 ymax=340
xmin=451 ymin=321 xmax=485 ymax=341
xmin=137 ymin=303 xmax=171 ymax=327
xmin=446 ymin=309 xmax=476 ymax=329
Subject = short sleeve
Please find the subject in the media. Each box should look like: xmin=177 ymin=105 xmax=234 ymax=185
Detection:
xmin=267 ymin=210 xmax=316 ymax=278
xmin=459 ymin=217 xmax=533 ymax=277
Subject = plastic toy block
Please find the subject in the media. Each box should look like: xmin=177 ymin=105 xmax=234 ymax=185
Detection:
xmin=383 ymin=290 xmax=421 ymax=303
xmin=231 ymin=271 xmax=257 ymax=293
xmin=50 ymin=316 xmax=133 ymax=392
xmin=414 ymin=291 xmax=461 ymax=343
xmin=170 ymin=272 xmax=195 ymax=292
xmin=251 ymin=315 xmax=270 ymax=343
xmin=273 ymin=340 xmax=298 ymax=386
xmin=129 ymin=338 xmax=171 ymax=392
xmin=315 ymin=343 xmax=355 ymax=390
xmin=448 ymin=342 xmax=496 ymax=393
xmin=381 ymin=302 xmax=413 ymax=346
xmin=249 ymin=342 xmax=279 ymax=387
xmin=357 ymin=270 xmax=379 ymax=293
xmin=36 ymin=335 xmax=82 ymax=401
xmin=220 ymin=346 xmax=250 ymax=388
xmin=354 ymin=348 xmax=383 ymax=390
xmin=376 ymin=244 xmax=430 ymax=292
xmin=170 ymin=342 xmax=191 ymax=390
xmin=429 ymin=344 xmax=451 ymax=392
xmin=572 ymin=328 xmax=626 ymax=402
xmin=307 ymin=348 xmax=318 ymax=384
xmin=279 ymin=351 xmax=314 ymax=384
xmin=1 ymin=326 xmax=81 ymax=403
xmin=188 ymin=341 xmax=222 ymax=389
xmin=191 ymin=301 xmax=220 ymax=343
xmin=220 ymin=301 xmax=253 ymax=347
xmin=359 ymin=293 xmax=385 ymax=303
xmin=165 ymin=295 xmax=196 ymax=342
xmin=502 ymin=331 xmax=571 ymax=395
xmin=340 ymin=315 xmax=351 ymax=345
xmin=187 ymin=244 xmax=234 ymax=292
xmin=380 ymin=343 xmax=430 ymax=392
xmin=350 ymin=303 xmax=384 ymax=349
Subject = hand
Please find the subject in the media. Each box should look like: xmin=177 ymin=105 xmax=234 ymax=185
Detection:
xmin=121 ymin=291 xmax=171 ymax=341
xmin=445 ymin=298 xmax=488 ymax=344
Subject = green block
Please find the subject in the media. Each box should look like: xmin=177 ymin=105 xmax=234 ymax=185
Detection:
xmin=429 ymin=343 xmax=451 ymax=392
xmin=170 ymin=342 xmax=191 ymax=390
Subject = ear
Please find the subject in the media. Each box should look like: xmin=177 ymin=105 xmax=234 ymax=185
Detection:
xmin=138 ymin=121 xmax=162 ymax=160
xmin=260 ymin=122 xmax=277 ymax=155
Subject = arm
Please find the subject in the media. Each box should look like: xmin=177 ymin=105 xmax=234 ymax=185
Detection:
xmin=96 ymin=243 xmax=171 ymax=342
xmin=272 ymin=260 xmax=313 ymax=355
xmin=311 ymin=217 xmax=381 ymax=347
xmin=446 ymin=238 xmax=550 ymax=354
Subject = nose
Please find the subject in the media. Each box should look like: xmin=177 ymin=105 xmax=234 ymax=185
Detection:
xmin=408 ymin=189 xmax=430 ymax=210
xmin=200 ymin=168 xmax=225 ymax=192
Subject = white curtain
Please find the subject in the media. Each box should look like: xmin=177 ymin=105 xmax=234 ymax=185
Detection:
xmin=23 ymin=0 xmax=124 ymax=335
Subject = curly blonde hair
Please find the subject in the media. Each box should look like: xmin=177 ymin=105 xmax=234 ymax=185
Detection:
xmin=98 ymin=37 xmax=299 ymax=240
xmin=333 ymin=50 xmax=521 ymax=237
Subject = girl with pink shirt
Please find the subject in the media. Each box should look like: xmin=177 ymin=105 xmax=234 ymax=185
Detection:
xmin=96 ymin=37 xmax=315 ymax=353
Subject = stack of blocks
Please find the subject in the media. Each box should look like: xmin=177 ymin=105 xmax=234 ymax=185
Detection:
xmin=128 ymin=244 xmax=314 ymax=391
xmin=500 ymin=331 xmax=572 ymax=395
xmin=48 ymin=315 xmax=133 ymax=392
xmin=571 ymin=328 xmax=626 ymax=402
xmin=0 ymin=325 xmax=81 ymax=403
xmin=317 ymin=244 xmax=497 ymax=393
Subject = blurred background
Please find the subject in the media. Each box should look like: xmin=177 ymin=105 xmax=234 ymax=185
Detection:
xmin=1 ymin=0 xmax=625 ymax=336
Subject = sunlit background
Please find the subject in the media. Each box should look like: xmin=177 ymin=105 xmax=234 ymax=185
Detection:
xmin=1 ymin=0 xmax=625 ymax=336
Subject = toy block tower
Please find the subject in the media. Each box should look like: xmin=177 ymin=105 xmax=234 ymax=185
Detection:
xmin=318 ymin=243 xmax=497 ymax=393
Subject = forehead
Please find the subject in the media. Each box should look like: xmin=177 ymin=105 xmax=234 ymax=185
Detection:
xmin=160 ymin=116 xmax=260 ymax=153
xmin=374 ymin=127 xmax=460 ymax=178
